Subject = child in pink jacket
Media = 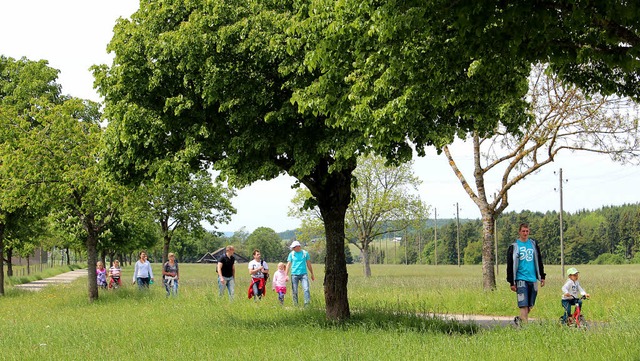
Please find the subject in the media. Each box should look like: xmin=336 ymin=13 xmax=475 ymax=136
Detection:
xmin=272 ymin=262 xmax=288 ymax=305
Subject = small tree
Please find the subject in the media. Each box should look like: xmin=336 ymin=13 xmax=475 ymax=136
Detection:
xmin=291 ymin=154 xmax=428 ymax=277
xmin=144 ymin=170 xmax=236 ymax=264
xmin=444 ymin=64 xmax=640 ymax=289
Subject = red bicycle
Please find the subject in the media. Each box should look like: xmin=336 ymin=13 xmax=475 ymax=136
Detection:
xmin=565 ymin=295 xmax=588 ymax=328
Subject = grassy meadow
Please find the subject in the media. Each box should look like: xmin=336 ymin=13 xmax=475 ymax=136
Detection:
xmin=1 ymin=263 xmax=639 ymax=360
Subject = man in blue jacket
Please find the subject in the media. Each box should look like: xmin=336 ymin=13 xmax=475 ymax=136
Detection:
xmin=506 ymin=223 xmax=546 ymax=325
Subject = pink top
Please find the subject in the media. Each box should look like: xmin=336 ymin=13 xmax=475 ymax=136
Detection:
xmin=272 ymin=270 xmax=287 ymax=289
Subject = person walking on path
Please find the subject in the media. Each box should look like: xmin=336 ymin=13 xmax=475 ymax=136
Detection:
xmin=248 ymin=249 xmax=268 ymax=300
xmin=162 ymin=253 xmax=179 ymax=297
xmin=217 ymin=245 xmax=236 ymax=300
xmin=285 ymin=241 xmax=315 ymax=307
xmin=506 ymin=223 xmax=546 ymax=325
xmin=132 ymin=251 xmax=154 ymax=289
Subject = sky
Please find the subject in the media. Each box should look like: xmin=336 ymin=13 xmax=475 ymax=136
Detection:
xmin=1 ymin=1 xmax=638 ymax=233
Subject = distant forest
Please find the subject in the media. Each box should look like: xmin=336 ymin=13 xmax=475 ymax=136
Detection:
xmin=279 ymin=203 xmax=640 ymax=266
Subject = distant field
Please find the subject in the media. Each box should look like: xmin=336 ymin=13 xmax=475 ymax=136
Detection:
xmin=1 ymin=263 xmax=639 ymax=360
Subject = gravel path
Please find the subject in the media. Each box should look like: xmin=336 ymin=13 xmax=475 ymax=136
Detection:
xmin=13 ymin=269 xmax=87 ymax=292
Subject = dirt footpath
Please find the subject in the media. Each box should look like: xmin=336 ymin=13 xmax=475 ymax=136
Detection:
xmin=432 ymin=313 xmax=518 ymax=328
xmin=13 ymin=269 xmax=87 ymax=292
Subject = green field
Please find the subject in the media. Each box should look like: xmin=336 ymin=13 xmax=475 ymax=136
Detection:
xmin=1 ymin=264 xmax=639 ymax=360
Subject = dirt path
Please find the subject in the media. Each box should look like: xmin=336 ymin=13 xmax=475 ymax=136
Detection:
xmin=430 ymin=313 xmax=518 ymax=328
xmin=13 ymin=269 xmax=87 ymax=292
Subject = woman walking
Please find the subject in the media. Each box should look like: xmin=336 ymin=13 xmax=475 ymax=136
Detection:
xmin=132 ymin=251 xmax=154 ymax=289
xmin=162 ymin=253 xmax=179 ymax=297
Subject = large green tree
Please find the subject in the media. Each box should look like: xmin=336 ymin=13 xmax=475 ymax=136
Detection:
xmin=94 ymin=0 xmax=367 ymax=320
xmin=0 ymin=56 xmax=66 ymax=295
xmin=93 ymin=0 xmax=525 ymax=319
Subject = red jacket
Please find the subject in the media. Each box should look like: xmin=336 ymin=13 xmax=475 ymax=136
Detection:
xmin=248 ymin=277 xmax=266 ymax=299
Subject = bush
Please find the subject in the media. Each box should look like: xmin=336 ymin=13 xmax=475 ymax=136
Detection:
xmin=463 ymin=241 xmax=483 ymax=265
xmin=590 ymin=253 xmax=626 ymax=265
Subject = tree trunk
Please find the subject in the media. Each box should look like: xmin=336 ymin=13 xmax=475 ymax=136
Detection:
xmin=305 ymin=164 xmax=354 ymax=321
xmin=100 ymin=249 xmax=106 ymax=268
xmin=66 ymin=248 xmax=71 ymax=266
xmin=0 ymin=222 xmax=5 ymax=296
xmin=363 ymin=243 xmax=371 ymax=278
xmin=6 ymin=247 xmax=13 ymax=277
xmin=85 ymin=216 xmax=99 ymax=302
xmin=162 ymin=233 xmax=171 ymax=265
xmin=319 ymin=195 xmax=350 ymax=320
xmin=481 ymin=212 xmax=497 ymax=290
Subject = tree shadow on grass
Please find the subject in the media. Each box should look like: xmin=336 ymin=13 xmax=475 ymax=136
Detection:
xmin=323 ymin=309 xmax=480 ymax=335
xmin=231 ymin=306 xmax=479 ymax=336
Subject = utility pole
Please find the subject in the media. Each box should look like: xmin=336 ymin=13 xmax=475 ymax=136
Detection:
xmin=404 ymin=230 xmax=407 ymax=265
xmin=558 ymin=168 xmax=566 ymax=278
xmin=434 ymin=208 xmax=438 ymax=266
xmin=455 ymin=202 xmax=461 ymax=267
xmin=494 ymin=193 xmax=498 ymax=276
xmin=418 ymin=231 xmax=422 ymax=264
xmin=494 ymin=218 xmax=499 ymax=275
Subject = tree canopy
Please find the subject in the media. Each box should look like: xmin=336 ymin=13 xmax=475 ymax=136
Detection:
xmin=94 ymin=0 xmax=374 ymax=319
xmin=93 ymin=0 xmax=640 ymax=317
xmin=435 ymin=1 xmax=640 ymax=99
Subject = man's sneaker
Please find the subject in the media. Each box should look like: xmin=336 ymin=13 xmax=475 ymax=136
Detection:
xmin=513 ymin=316 xmax=522 ymax=326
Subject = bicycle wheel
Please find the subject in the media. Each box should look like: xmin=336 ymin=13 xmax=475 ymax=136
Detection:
xmin=577 ymin=315 xmax=588 ymax=328
xmin=566 ymin=316 xmax=576 ymax=327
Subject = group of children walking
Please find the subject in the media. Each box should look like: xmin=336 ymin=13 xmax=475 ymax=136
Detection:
xmin=95 ymin=252 xmax=179 ymax=297
xmin=95 ymin=260 xmax=122 ymax=289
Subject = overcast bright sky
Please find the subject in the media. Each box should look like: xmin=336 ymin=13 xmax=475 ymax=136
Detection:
xmin=2 ymin=1 xmax=638 ymax=233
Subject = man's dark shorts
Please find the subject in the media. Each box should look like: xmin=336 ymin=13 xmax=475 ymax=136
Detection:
xmin=516 ymin=280 xmax=538 ymax=308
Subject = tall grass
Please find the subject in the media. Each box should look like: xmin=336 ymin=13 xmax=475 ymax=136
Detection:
xmin=1 ymin=263 xmax=638 ymax=360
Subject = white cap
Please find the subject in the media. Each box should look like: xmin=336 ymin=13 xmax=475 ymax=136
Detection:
xmin=290 ymin=241 xmax=301 ymax=249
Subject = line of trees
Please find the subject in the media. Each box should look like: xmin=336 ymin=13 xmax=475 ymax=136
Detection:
xmin=375 ymin=204 xmax=640 ymax=267
xmin=0 ymin=56 xmax=237 ymax=300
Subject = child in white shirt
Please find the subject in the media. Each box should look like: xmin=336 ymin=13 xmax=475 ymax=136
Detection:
xmin=561 ymin=267 xmax=590 ymax=323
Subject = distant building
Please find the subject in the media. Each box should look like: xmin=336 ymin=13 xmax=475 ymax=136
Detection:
xmin=10 ymin=248 xmax=48 ymax=265
xmin=196 ymin=247 xmax=249 ymax=263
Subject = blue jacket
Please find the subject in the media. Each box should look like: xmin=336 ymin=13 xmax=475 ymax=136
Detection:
xmin=506 ymin=239 xmax=546 ymax=286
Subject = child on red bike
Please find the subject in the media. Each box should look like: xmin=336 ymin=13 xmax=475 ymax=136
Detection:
xmin=108 ymin=260 xmax=123 ymax=289
xmin=561 ymin=267 xmax=590 ymax=323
